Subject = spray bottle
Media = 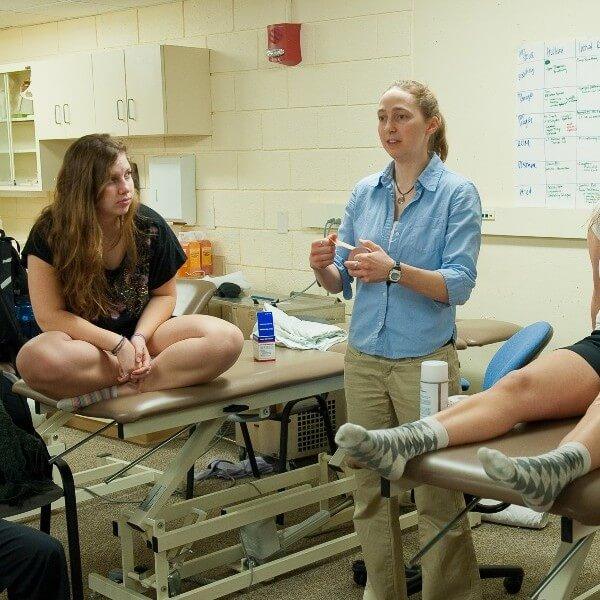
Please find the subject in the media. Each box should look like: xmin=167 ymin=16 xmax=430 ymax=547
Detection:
xmin=419 ymin=360 xmax=448 ymax=418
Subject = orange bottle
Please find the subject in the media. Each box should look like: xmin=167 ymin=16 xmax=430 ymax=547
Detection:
xmin=177 ymin=233 xmax=190 ymax=278
xmin=200 ymin=238 xmax=213 ymax=275
xmin=188 ymin=234 xmax=204 ymax=277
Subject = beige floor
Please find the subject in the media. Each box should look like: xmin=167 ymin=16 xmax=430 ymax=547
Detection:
xmin=2 ymin=425 xmax=600 ymax=600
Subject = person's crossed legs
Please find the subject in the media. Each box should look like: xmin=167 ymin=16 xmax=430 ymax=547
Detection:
xmin=16 ymin=314 xmax=244 ymax=410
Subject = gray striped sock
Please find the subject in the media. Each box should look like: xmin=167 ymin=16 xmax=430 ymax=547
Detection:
xmin=335 ymin=416 xmax=449 ymax=480
xmin=56 ymin=385 xmax=118 ymax=413
xmin=478 ymin=442 xmax=591 ymax=513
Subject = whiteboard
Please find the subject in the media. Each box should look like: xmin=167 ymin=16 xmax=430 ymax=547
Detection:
xmin=413 ymin=0 xmax=600 ymax=238
xmin=515 ymin=39 xmax=600 ymax=210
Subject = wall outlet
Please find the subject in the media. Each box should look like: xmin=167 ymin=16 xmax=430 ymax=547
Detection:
xmin=481 ymin=211 xmax=496 ymax=221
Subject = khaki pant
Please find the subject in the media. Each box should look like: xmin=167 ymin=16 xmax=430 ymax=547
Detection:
xmin=345 ymin=344 xmax=481 ymax=600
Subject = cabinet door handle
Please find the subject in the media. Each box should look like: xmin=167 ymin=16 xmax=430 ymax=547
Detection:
xmin=63 ymin=104 xmax=71 ymax=124
xmin=127 ymin=98 xmax=136 ymax=121
xmin=116 ymin=99 xmax=125 ymax=121
xmin=54 ymin=104 xmax=62 ymax=124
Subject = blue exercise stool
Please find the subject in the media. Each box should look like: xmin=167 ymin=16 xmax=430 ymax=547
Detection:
xmin=461 ymin=320 xmax=554 ymax=392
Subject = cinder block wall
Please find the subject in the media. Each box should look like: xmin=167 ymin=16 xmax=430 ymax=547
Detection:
xmin=0 ymin=0 xmax=412 ymax=298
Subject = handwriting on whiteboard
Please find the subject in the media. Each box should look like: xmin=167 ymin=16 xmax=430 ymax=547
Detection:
xmin=515 ymin=39 xmax=600 ymax=208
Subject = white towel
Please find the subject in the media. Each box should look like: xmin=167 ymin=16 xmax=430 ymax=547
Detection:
xmin=253 ymin=303 xmax=347 ymax=351
xmin=479 ymin=499 xmax=550 ymax=529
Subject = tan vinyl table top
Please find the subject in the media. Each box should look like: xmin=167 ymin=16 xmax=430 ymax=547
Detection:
xmin=403 ymin=418 xmax=600 ymax=526
xmin=14 ymin=341 xmax=344 ymax=424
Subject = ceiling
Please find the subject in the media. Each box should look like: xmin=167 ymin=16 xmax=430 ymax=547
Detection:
xmin=0 ymin=0 xmax=175 ymax=28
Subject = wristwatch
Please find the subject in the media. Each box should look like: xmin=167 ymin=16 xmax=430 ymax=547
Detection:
xmin=387 ymin=262 xmax=402 ymax=285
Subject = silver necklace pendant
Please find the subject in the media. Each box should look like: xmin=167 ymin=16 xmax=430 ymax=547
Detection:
xmin=393 ymin=178 xmax=414 ymax=205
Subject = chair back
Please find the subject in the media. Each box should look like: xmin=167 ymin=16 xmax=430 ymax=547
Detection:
xmin=174 ymin=279 xmax=217 ymax=316
xmin=482 ymin=321 xmax=553 ymax=390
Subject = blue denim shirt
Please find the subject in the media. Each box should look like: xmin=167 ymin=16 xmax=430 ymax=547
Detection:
xmin=335 ymin=153 xmax=482 ymax=359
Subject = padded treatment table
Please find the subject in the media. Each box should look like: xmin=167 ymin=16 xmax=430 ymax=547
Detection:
xmin=18 ymin=342 xmax=343 ymax=431
xmin=173 ymin=278 xmax=217 ymax=317
xmin=13 ymin=342 xmax=371 ymax=600
xmin=385 ymin=419 xmax=600 ymax=600
xmin=328 ymin=318 xmax=522 ymax=353
xmin=454 ymin=318 xmax=522 ymax=350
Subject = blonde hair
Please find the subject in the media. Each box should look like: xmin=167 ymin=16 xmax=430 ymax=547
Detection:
xmin=385 ymin=80 xmax=448 ymax=161
xmin=34 ymin=134 xmax=140 ymax=320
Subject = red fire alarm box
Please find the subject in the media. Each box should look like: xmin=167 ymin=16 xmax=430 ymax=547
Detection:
xmin=266 ymin=23 xmax=301 ymax=66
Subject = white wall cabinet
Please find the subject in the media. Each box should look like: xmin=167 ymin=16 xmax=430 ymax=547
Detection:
xmin=122 ymin=45 xmax=169 ymax=136
xmin=89 ymin=49 xmax=128 ymax=137
xmin=93 ymin=45 xmax=210 ymax=137
xmin=32 ymin=53 xmax=95 ymax=140
xmin=1 ymin=44 xmax=210 ymax=190
xmin=0 ymin=62 xmax=64 ymax=192
xmin=36 ymin=45 xmax=210 ymax=140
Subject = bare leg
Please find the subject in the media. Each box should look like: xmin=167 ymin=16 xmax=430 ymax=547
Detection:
xmin=437 ymin=349 xmax=600 ymax=444
xmin=16 ymin=332 xmax=120 ymax=398
xmin=336 ymin=349 xmax=600 ymax=480
xmin=122 ymin=314 xmax=244 ymax=395
xmin=16 ymin=316 xmax=244 ymax=401
xmin=479 ymin=394 xmax=600 ymax=505
xmin=477 ymin=397 xmax=600 ymax=512
xmin=561 ymin=396 xmax=600 ymax=468
xmin=475 ymin=392 xmax=600 ymax=512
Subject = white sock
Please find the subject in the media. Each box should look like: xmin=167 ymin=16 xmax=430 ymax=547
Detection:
xmin=335 ymin=416 xmax=449 ymax=480
xmin=56 ymin=385 xmax=118 ymax=413
xmin=478 ymin=441 xmax=591 ymax=513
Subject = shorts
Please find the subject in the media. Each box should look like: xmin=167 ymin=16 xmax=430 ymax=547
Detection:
xmin=564 ymin=329 xmax=600 ymax=377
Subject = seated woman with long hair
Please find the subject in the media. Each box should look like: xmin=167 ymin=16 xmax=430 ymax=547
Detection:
xmin=17 ymin=134 xmax=244 ymax=412
xmin=336 ymin=213 xmax=600 ymax=513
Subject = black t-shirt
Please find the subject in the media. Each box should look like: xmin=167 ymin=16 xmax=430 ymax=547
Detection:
xmin=22 ymin=204 xmax=186 ymax=337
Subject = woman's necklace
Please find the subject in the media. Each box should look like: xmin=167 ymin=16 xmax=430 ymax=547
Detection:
xmin=393 ymin=174 xmax=415 ymax=205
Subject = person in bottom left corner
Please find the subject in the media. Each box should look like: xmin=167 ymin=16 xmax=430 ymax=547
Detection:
xmin=0 ymin=518 xmax=71 ymax=600
xmin=16 ymin=133 xmax=243 ymax=411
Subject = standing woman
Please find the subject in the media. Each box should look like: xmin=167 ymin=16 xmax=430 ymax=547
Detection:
xmin=309 ymin=81 xmax=482 ymax=600
xmin=17 ymin=134 xmax=243 ymax=411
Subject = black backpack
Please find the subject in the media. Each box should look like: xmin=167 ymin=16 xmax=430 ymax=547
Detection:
xmin=0 ymin=229 xmax=36 ymax=369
